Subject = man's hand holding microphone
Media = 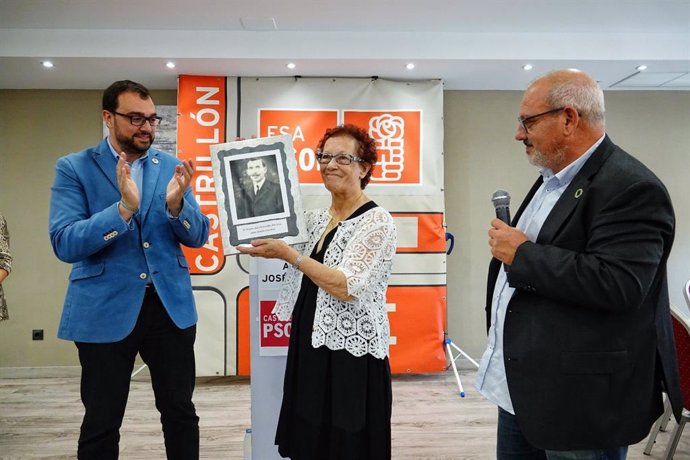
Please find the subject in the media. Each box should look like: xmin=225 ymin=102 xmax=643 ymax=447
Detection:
xmin=489 ymin=190 xmax=528 ymax=267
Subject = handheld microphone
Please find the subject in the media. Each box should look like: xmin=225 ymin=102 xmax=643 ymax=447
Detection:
xmin=491 ymin=190 xmax=511 ymax=271
xmin=491 ymin=190 xmax=511 ymax=225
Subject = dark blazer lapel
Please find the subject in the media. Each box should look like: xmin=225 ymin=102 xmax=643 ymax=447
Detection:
xmin=92 ymin=139 xmax=120 ymax=192
xmin=486 ymin=175 xmax=544 ymax=329
xmin=513 ymin=177 xmax=544 ymax=226
xmin=489 ymin=177 xmax=543 ymax=281
xmin=536 ymin=136 xmax=615 ymax=244
xmin=139 ymin=150 xmax=162 ymax=223
xmin=489 ymin=177 xmax=543 ymax=279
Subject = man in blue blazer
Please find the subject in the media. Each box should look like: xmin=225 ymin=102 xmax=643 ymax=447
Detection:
xmin=476 ymin=70 xmax=682 ymax=459
xmin=49 ymin=80 xmax=210 ymax=459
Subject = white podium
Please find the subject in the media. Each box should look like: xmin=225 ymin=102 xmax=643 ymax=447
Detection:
xmin=248 ymin=257 xmax=290 ymax=459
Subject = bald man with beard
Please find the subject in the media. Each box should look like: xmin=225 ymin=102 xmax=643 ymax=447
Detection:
xmin=476 ymin=69 xmax=682 ymax=460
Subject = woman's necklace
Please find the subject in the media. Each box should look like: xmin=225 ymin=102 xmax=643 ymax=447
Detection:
xmin=317 ymin=193 xmax=366 ymax=252
xmin=324 ymin=192 xmax=366 ymax=235
xmin=330 ymin=192 xmax=365 ymax=224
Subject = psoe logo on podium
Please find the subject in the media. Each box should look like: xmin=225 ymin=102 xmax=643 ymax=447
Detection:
xmin=259 ymin=299 xmax=290 ymax=356
xmin=344 ymin=111 xmax=421 ymax=185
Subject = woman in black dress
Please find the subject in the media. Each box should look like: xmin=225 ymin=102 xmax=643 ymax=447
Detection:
xmin=238 ymin=124 xmax=397 ymax=459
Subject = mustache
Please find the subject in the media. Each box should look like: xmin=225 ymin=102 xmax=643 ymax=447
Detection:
xmin=523 ymin=140 xmax=532 ymax=147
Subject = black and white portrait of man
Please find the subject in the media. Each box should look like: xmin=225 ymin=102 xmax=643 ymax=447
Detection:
xmin=232 ymin=155 xmax=285 ymax=219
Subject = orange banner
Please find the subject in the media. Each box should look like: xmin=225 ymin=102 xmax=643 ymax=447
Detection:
xmin=387 ymin=285 xmax=447 ymax=373
xmin=177 ymin=75 xmax=227 ymax=274
xmin=259 ymin=109 xmax=338 ymax=184
xmin=344 ymin=111 xmax=421 ymax=184
xmin=237 ymin=287 xmax=251 ymax=376
xmin=236 ymin=284 xmax=447 ymax=375
xmin=178 ymin=77 xmax=445 ymax=377
xmin=392 ymin=212 xmax=446 ymax=253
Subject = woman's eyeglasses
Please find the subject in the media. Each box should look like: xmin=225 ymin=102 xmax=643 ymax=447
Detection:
xmin=315 ymin=152 xmax=364 ymax=165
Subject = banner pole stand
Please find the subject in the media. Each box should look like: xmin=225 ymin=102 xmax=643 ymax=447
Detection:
xmin=131 ymin=364 xmax=147 ymax=378
xmin=443 ymin=334 xmax=479 ymax=397
xmin=442 ymin=231 xmax=478 ymax=397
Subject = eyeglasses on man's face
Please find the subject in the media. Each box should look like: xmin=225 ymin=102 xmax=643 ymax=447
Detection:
xmin=111 ymin=111 xmax=163 ymax=127
xmin=316 ymin=151 xmax=364 ymax=166
xmin=517 ymin=107 xmax=565 ymax=133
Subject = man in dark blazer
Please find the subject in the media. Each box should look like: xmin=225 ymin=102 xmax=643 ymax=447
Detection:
xmin=236 ymin=157 xmax=284 ymax=218
xmin=476 ymin=69 xmax=682 ymax=459
xmin=49 ymin=80 xmax=210 ymax=459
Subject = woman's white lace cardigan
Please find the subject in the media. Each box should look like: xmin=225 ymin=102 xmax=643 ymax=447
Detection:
xmin=273 ymin=205 xmax=397 ymax=359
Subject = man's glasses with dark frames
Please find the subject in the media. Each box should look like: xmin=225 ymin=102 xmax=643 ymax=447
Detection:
xmin=316 ymin=151 xmax=364 ymax=166
xmin=111 ymin=111 xmax=163 ymax=127
xmin=517 ymin=107 xmax=565 ymax=132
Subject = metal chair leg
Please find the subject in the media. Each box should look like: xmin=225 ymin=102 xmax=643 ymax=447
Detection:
xmin=645 ymin=396 xmax=672 ymax=455
xmin=663 ymin=410 xmax=689 ymax=460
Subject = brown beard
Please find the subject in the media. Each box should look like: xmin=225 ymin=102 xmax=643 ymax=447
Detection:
xmin=527 ymin=141 xmax=566 ymax=171
xmin=116 ymin=132 xmax=153 ymax=156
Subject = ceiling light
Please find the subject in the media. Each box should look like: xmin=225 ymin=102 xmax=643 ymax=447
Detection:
xmin=166 ymin=61 xmax=176 ymax=69
xmin=522 ymin=64 xmax=533 ymax=71
xmin=405 ymin=63 xmax=415 ymax=70
xmin=41 ymin=60 xmax=54 ymax=69
xmin=636 ymin=65 xmax=648 ymax=71
xmin=286 ymin=62 xmax=296 ymax=70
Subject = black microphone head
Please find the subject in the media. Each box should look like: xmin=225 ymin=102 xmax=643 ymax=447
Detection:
xmin=491 ymin=190 xmax=511 ymax=208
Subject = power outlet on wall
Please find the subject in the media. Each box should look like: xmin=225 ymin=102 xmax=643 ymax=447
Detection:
xmin=32 ymin=329 xmax=44 ymax=341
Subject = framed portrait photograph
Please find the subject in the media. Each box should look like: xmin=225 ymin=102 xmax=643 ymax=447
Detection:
xmin=210 ymin=135 xmax=307 ymax=253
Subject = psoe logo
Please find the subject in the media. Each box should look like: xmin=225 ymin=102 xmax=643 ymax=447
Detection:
xmin=369 ymin=114 xmax=405 ymax=182
xmin=344 ymin=110 xmax=421 ymax=185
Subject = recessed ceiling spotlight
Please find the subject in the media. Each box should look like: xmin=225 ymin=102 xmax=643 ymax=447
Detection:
xmin=405 ymin=63 xmax=415 ymax=70
xmin=286 ymin=62 xmax=296 ymax=70
xmin=636 ymin=65 xmax=648 ymax=71
xmin=522 ymin=64 xmax=533 ymax=71
xmin=41 ymin=60 xmax=54 ymax=69
xmin=166 ymin=61 xmax=176 ymax=69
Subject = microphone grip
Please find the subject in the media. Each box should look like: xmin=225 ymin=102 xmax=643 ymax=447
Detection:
xmin=494 ymin=205 xmax=511 ymax=272
xmin=495 ymin=206 xmax=511 ymax=225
